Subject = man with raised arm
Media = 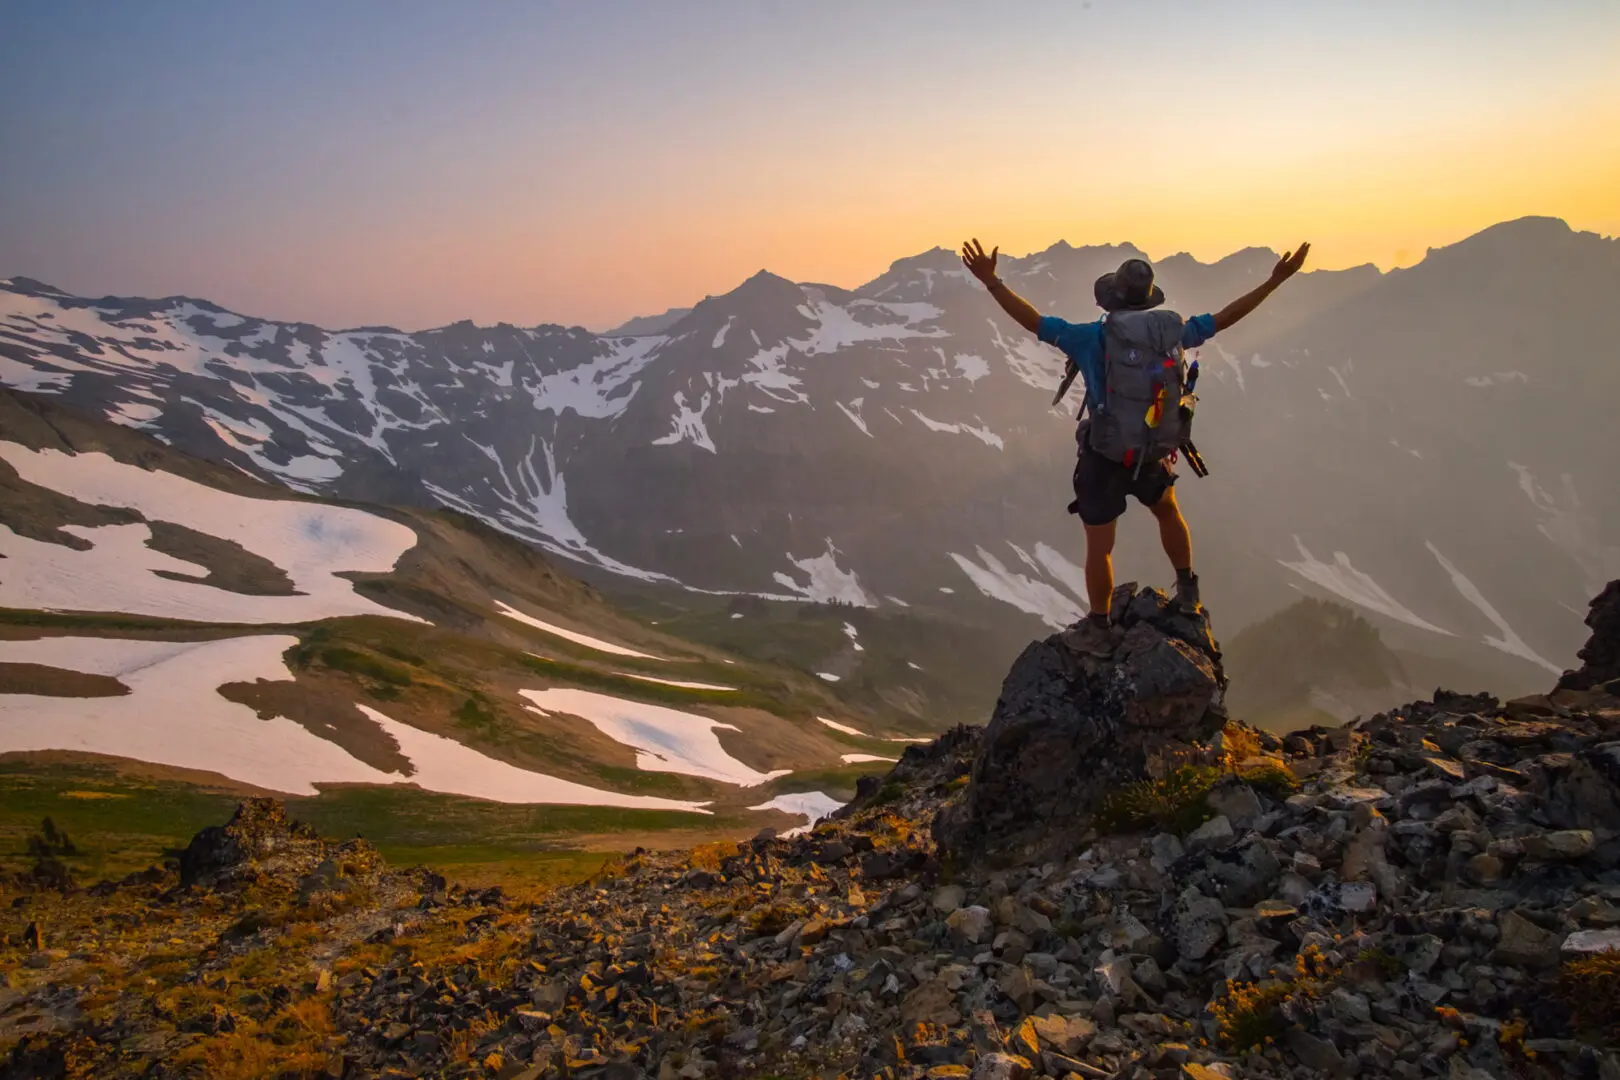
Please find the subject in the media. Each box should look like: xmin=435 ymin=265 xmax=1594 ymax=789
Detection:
xmin=961 ymin=237 xmax=1310 ymax=630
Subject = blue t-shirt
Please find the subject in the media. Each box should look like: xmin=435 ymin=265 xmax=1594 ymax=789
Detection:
xmin=1038 ymin=312 xmax=1218 ymax=412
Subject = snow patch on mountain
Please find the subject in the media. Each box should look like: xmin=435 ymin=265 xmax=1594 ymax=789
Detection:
xmin=1464 ymin=371 xmax=1530 ymax=388
xmin=428 ymin=436 xmax=674 ymax=583
xmin=524 ymin=334 xmax=667 ymax=420
xmin=794 ymin=291 xmax=945 ymax=355
xmin=842 ymin=622 xmax=864 ymax=652
xmin=836 ymin=398 xmax=872 ymax=437
xmin=1327 ymin=364 xmax=1353 ymax=399
xmin=1033 ymin=542 xmax=1090 ymax=606
xmin=949 ymin=547 xmax=1085 ymax=629
xmin=358 ymin=704 xmax=710 ymax=811
xmin=748 ymin=790 xmax=843 ymax=836
xmin=1508 ymin=462 xmax=1620 ymax=594
xmin=0 ymin=634 xmax=701 ymax=809
xmin=614 ymin=672 xmax=736 ymax=692
xmin=771 ymin=541 xmax=875 ymax=607
xmin=0 ymin=443 xmax=420 ymax=625
xmin=111 ymin=399 xmax=165 ymax=425
xmin=816 ymin=716 xmax=866 ymax=737
xmin=1390 ymin=439 xmax=1423 ymax=459
xmin=739 ymin=344 xmax=807 ymax=405
xmin=1424 ymin=541 xmax=1562 ymax=674
xmin=0 ymin=354 xmax=71 ymax=392
xmin=652 ymin=390 xmax=718 ymax=453
xmin=907 ymin=409 xmax=1004 ymax=450
xmin=519 ymin=687 xmax=788 ymax=787
xmin=987 ymin=318 xmax=1063 ymax=390
xmin=953 ymin=354 xmax=991 ymax=383
xmin=1211 ymin=342 xmax=1246 ymax=391
xmin=1278 ymin=536 xmax=1453 ymax=636
xmin=712 ymin=318 xmax=733 ymax=348
xmin=0 ymin=635 xmax=397 ymax=796
xmin=494 ymin=601 xmax=665 ymax=660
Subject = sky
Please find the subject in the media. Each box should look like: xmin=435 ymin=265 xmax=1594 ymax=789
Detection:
xmin=2 ymin=0 xmax=1617 ymax=332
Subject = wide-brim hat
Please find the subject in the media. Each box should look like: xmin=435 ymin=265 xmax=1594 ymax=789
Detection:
xmin=1094 ymin=257 xmax=1164 ymax=312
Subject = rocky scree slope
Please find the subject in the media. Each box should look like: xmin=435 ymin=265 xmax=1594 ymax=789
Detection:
xmin=6 ymin=585 xmax=1620 ymax=1078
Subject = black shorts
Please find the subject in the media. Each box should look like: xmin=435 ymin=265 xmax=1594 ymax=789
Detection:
xmin=1067 ymin=445 xmax=1176 ymax=526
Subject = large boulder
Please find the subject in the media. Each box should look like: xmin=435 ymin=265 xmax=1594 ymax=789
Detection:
xmin=934 ymin=585 xmax=1227 ymax=863
xmin=178 ymin=798 xmax=328 ymax=888
xmin=1558 ymin=579 xmax=1620 ymax=692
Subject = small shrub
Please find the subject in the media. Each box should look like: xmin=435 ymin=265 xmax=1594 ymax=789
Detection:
xmin=745 ymin=903 xmax=806 ymax=937
xmin=687 ymin=841 xmax=738 ymax=873
xmin=1212 ymin=944 xmax=1340 ymax=1052
xmin=870 ymin=781 xmax=905 ymax=807
xmin=1220 ymin=724 xmax=1264 ymax=768
xmin=1097 ymin=765 xmax=1221 ymax=834
xmin=1498 ymin=1014 xmax=1533 ymax=1060
xmin=1354 ymin=947 xmax=1404 ymax=980
xmin=1558 ymin=949 xmax=1620 ymax=1041
xmin=27 ymin=817 xmax=80 ymax=858
xmin=1239 ymin=761 xmax=1301 ymax=800
xmin=1209 ymin=979 xmax=1292 ymax=1050
xmin=454 ymin=696 xmax=498 ymax=733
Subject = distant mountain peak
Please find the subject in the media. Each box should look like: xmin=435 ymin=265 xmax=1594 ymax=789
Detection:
xmin=4 ymin=276 xmax=70 ymax=296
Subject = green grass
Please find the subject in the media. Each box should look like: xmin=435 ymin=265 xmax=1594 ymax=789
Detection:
xmin=766 ymin=762 xmax=896 ymax=800
xmin=0 ymin=606 xmax=254 ymax=634
xmin=0 ymin=759 xmax=243 ymax=880
xmin=0 ymin=760 xmax=750 ymax=890
xmin=1096 ymin=765 xmax=1223 ymax=835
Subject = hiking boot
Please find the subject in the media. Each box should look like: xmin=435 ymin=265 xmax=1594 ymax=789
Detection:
xmin=1061 ymin=615 xmax=1116 ymax=657
xmin=1173 ymin=572 xmax=1202 ymax=615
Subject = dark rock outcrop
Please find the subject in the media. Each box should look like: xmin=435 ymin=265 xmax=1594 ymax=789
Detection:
xmin=1559 ymin=578 xmax=1620 ymax=692
xmin=934 ymin=585 xmax=1227 ymax=863
xmin=178 ymin=797 xmax=327 ymax=888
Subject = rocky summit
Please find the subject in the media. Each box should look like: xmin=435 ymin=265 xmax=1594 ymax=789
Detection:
xmin=7 ymin=586 xmax=1620 ymax=1079
xmin=934 ymin=586 xmax=1227 ymax=865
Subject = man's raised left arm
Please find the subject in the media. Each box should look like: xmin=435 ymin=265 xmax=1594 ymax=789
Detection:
xmin=1208 ymin=242 xmax=1311 ymax=333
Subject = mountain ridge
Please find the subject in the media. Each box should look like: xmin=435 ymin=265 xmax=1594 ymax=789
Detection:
xmin=3 ymin=214 xmax=1614 ymax=723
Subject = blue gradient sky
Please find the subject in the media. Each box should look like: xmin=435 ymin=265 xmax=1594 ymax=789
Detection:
xmin=2 ymin=0 xmax=1616 ymax=331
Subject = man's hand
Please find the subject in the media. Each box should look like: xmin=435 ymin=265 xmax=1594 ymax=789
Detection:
xmin=962 ymin=237 xmax=1042 ymax=334
xmin=1213 ymin=241 xmax=1312 ymax=331
xmin=1269 ymin=242 xmax=1311 ymax=285
xmin=961 ymin=238 xmax=1000 ymax=285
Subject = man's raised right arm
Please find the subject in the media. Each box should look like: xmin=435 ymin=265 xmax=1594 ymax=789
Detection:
xmin=962 ymin=238 xmax=1042 ymax=335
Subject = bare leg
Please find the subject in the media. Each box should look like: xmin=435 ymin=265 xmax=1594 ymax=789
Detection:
xmin=1148 ymin=486 xmax=1193 ymax=573
xmin=1083 ymin=520 xmax=1118 ymax=615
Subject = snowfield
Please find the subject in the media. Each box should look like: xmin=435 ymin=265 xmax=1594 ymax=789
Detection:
xmin=615 ymin=672 xmax=737 ymax=691
xmin=519 ymin=687 xmax=789 ymax=787
xmin=0 ymin=444 xmax=421 ymax=624
xmin=0 ymin=634 xmax=709 ymax=810
xmin=1278 ymin=536 xmax=1453 ymax=637
xmin=354 ymin=705 xmax=709 ymax=812
xmin=748 ymin=790 xmax=845 ymax=836
xmin=816 ymin=716 xmax=867 ymax=737
xmin=950 ymin=546 xmax=1085 ymax=630
xmin=495 ymin=600 xmax=665 ymax=659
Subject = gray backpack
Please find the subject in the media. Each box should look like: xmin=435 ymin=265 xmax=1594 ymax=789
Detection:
xmin=1086 ymin=309 xmax=1192 ymax=468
